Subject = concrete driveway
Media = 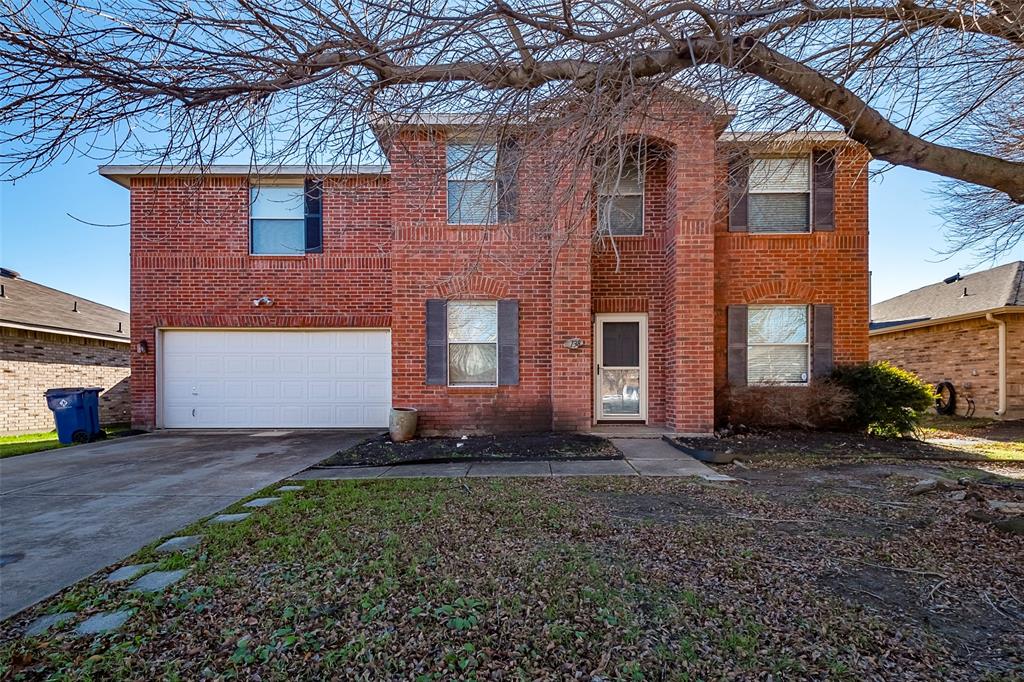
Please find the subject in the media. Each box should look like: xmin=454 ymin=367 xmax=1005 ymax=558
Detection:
xmin=0 ymin=429 xmax=373 ymax=620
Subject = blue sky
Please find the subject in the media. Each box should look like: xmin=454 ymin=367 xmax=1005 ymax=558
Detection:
xmin=1 ymin=156 xmax=1020 ymax=312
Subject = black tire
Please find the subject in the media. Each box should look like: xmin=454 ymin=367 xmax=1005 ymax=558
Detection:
xmin=71 ymin=430 xmax=89 ymax=444
xmin=935 ymin=381 xmax=957 ymax=415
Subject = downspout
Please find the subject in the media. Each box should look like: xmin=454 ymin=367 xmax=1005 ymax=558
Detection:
xmin=985 ymin=313 xmax=1007 ymax=416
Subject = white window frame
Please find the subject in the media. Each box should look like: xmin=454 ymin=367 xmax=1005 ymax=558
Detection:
xmin=747 ymin=153 xmax=813 ymax=234
xmin=446 ymin=300 xmax=499 ymax=387
xmin=597 ymin=148 xmax=645 ymax=237
xmin=747 ymin=304 xmax=811 ymax=385
xmin=446 ymin=141 xmax=498 ymax=226
xmin=249 ymin=183 xmax=307 ymax=256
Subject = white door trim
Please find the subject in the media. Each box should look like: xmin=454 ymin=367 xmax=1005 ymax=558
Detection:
xmin=593 ymin=313 xmax=648 ymax=422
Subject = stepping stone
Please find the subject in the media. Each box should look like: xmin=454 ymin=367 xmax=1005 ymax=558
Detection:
xmin=107 ymin=563 xmax=158 ymax=583
xmin=155 ymin=535 xmax=201 ymax=553
xmin=276 ymin=485 xmax=303 ymax=492
xmin=128 ymin=569 xmax=188 ymax=593
xmin=243 ymin=497 xmax=280 ymax=508
xmin=75 ymin=610 xmax=132 ymax=636
xmin=25 ymin=612 xmax=76 ymax=637
xmin=208 ymin=513 xmax=251 ymax=525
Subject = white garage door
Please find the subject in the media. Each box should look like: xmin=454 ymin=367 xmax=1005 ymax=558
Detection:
xmin=161 ymin=330 xmax=391 ymax=428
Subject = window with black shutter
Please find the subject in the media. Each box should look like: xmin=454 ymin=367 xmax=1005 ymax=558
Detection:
xmin=249 ymin=180 xmax=323 ymax=255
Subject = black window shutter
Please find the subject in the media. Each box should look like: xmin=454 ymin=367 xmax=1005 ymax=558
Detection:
xmin=497 ymin=299 xmax=519 ymax=385
xmin=304 ymin=178 xmax=323 ymax=253
xmin=812 ymin=304 xmax=834 ymax=379
xmin=727 ymin=305 xmax=748 ymax=386
xmin=425 ymin=300 xmax=448 ymax=385
xmin=727 ymin=154 xmax=750 ymax=233
xmin=496 ymin=138 xmax=521 ymax=223
xmin=812 ymin=150 xmax=836 ymax=232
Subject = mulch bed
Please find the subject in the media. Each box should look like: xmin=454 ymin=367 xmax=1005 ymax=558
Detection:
xmin=320 ymin=432 xmax=622 ymax=467
xmin=675 ymin=429 xmax=1000 ymax=462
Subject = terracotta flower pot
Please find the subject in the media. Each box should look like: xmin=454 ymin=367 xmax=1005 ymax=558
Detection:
xmin=389 ymin=407 xmax=418 ymax=442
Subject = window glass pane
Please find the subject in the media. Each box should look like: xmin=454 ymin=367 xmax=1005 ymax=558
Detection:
xmin=598 ymin=195 xmax=643 ymax=236
xmin=250 ymin=186 xmax=304 ymax=219
xmin=749 ymin=346 xmax=809 ymax=383
xmin=449 ymin=343 xmax=498 ymax=385
xmin=251 ymin=219 xmax=305 ymax=254
xmin=601 ymin=368 xmax=641 ymax=415
xmin=749 ymin=157 xmax=809 ymax=193
xmin=448 ymin=180 xmax=495 ymax=224
xmin=597 ymin=160 xmax=642 ymax=194
xmin=448 ymin=301 xmax=497 ymax=343
xmin=749 ymin=306 xmax=808 ymax=344
xmin=447 ymin=143 xmax=497 ymax=181
xmin=749 ymin=193 xmax=810 ymax=232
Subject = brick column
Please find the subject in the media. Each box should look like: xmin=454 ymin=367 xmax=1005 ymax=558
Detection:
xmin=550 ymin=191 xmax=593 ymax=430
xmin=663 ymin=126 xmax=716 ymax=434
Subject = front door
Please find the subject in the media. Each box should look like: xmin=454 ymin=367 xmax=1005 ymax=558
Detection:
xmin=594 ymin=314 xmax=647 ymax=421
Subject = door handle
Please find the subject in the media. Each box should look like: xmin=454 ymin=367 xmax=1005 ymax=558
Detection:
xmin=596 ymin=365 xmax=601 ymax=375
xmin=192 ymin=408 xmax=197 ymax=418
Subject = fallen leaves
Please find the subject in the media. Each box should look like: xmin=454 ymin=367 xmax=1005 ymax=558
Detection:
xmin=1 ymin=466 xmax=1021 ymax=680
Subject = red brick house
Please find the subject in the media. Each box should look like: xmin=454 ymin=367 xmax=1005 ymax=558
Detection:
xmin=100 ymin=101 xmax=869 ymax=435
xmin=0 ymin=269 xmax=131 ymax=433
xmin=870 ymin=261 xmax=1023 ymax=419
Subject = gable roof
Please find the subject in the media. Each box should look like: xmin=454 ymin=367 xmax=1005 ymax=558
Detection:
xmin=870 ymin=261 xmax=1024 ymax=333
xmin=0 ymin=271 xmax=130 ymax=343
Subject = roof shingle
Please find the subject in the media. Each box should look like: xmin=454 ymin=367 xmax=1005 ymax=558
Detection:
xmin=0 ymin=273 xmax=129 ymax=342
xmin=870 ymin=261 xmax=1023 ymax=331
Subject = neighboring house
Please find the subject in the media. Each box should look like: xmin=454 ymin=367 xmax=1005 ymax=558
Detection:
xmin=0 ymin=269 xmax=131 ymax=433
xmin=99 ymin=96 xmax=869 ymax=434
xmin=870 ymin=261 xmax=1024 ymax=419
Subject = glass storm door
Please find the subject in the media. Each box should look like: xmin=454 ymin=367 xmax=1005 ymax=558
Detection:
xmin=595 ymin=314 xmax=647 ymax=421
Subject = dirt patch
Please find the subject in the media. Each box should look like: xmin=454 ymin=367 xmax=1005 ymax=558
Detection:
xmin=675 ymin=429 xmax=1007 ymax=462
xmin=319 ymin=432 xmax=622 ymax=466
xmin=592 ymin=460 xmax=1024 ymax=675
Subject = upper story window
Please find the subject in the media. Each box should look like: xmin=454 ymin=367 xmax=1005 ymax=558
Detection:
xmin=249 ymin=181 xmax=322 ymax=255
xmin=596 ymin=148 xmax=644 ymax=236
xmin=747 ymin=156 xmax=811 ymax=233
xmin=748 ymin=305 xmax=809 ymax=384
xmin=447 ymin=300 xmax=498 ymax=386
xmin=447 ymin=143 xmax=497 ymax=225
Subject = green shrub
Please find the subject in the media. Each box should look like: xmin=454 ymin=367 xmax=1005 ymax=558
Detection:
xmin=831 ymin=362 xmax=936 ymax=437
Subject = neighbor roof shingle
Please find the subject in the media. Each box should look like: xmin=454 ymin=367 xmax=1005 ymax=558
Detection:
xmin=0 ymin=273 xmax=129 ymax=342
xmin=870 ymin=261 xmax=1023 ymax=331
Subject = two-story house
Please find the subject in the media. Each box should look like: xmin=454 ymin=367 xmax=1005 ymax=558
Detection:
xmin=100 ymin=96 xmax=869 ymax=435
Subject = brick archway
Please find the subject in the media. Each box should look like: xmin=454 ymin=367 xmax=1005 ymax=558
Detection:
xmin=434 ymin=274 xmax=510 ymax=299
xmin=741 ymin=280 xmax=817 ymax=303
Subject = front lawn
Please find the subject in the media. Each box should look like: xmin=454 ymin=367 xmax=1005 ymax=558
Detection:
xmin=0 ymin=425 xmax=138 ymax=459
xmin=2 ymin=461 xmax=1021 ymax=679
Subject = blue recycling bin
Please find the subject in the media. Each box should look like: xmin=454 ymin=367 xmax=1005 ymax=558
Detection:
xmin=44 ymin=387 xmax=103 ymax=444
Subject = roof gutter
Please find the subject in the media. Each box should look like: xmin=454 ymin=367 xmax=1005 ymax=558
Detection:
xmin=985 ymin=313 xmax=1007 ymax=416
xmin=868 ymin=306 xmax=1019 ymax=335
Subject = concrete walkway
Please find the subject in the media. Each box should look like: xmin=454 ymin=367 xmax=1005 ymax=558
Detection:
xmin=292 ymin=438 xmax=734 ymax=482
xmin=0 ymin=429 xmax=373 ymax=620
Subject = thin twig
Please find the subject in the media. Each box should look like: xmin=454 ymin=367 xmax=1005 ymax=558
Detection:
xmin=846 ymin=558 xmax=946 ymax=579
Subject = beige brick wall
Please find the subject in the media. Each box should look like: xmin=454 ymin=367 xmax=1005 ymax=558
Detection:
xmin=869 ymin=313 xmax=1024 ymax=419
xmin=0 ymin=327 xmax=132 ymax=434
